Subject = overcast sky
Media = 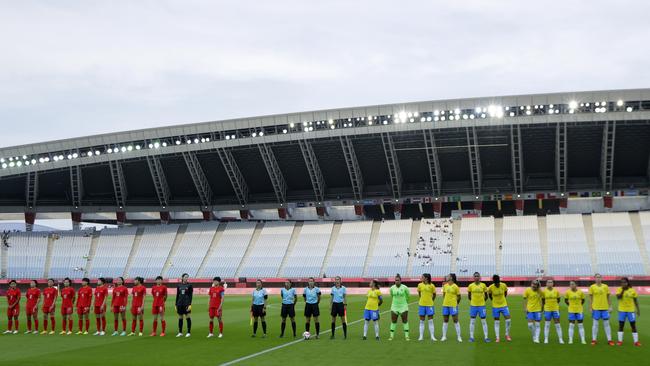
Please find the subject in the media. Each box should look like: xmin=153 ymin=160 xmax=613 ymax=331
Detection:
xmin=1 ymin=0 xmax=648 ymax=148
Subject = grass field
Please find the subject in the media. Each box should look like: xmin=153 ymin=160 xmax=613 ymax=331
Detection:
xmin=0 ymin=294 xmax=648 ymax=365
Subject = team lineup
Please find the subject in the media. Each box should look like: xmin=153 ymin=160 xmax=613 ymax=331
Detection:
xmin=3 ymin=272 xmax=641 ymax=347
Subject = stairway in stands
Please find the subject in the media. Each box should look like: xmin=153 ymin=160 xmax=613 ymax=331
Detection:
xmin=84 ymin=231 xmax=102 ymax=277
xmin=362 ymin=221 xmax=382 ymax=277
xmin=629 ymin=212 xmax=650 ymax=275
xmin=42 ymin=233 xmax=55 ymax=278
xmin=234 ymin=221 xmax=264 ymax=278
xmin=582 ymin=215 xmax=599 ymax=274
xmin=277 ymin=222 xmax=303 ymax=277
xmin=123 ymin=227 xmax=145 ymax=278
xmin=319 ymin=221 xmax=342 ymax=277
xmin=537 ymin=216 xmax=550 ymax=274
xmin=405 ymin=219 xmax=421 ymax=275
xmin=196 ymin=222 xmax=227 ymax=278
xmin=450 ymin=219 xmax=461 ymax=273
xmin=494 ymin=218 xmax=503 ymax=275
xmin=161 ymin=224 xmax=187 ymax=277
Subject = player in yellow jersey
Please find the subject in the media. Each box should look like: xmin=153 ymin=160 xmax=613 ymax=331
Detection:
xmin=441 ymin=273 xmax=462 ymax=342
xmin=588 ymin=273 xmax=614 ymax=346
xmin=564 ymin=281 xmax=586 ymax=344
xmin=488 ymin=274 xmax=511 ymax=342
xmin=523 ymin=280 xmax=543 ymax=343
xmin=615 ymin=277 xmax=641 ymax=346
xmin=467 ymin=272 xmax=489 ymax=342
xmin=363 ymin=279 xmax=382 ymax=341
xmin=542 ymin=279 xmax=564 ymax=344
xmin=417 ymin=273 xmax=437 ymax=341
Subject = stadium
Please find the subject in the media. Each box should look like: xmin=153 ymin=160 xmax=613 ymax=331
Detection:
xmin=1 ymin=88 xmax=649 ymax=365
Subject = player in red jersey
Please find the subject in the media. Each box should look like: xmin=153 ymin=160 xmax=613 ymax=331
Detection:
xmin=60 ymin=278 xmax=76 ymax=335
xmin=111 ymin=277 xmax=129 ymax=336
xmin=76 ymin=278 xmax=93 ymax=335
xmin=93 ymin=277 xmax=108 ymax=335
xmin=207 ymin=276 xmax=225 ymax=338
xmin=41 ymin=279 xmax=58 ymax=334
xmin=4 ymin=280 xmax=21 ymax=334
xmin=128 ymin=276 xmax=146 ymax=336
xmin=25 ymin=280 xmax=41 ymax=334
xmin=151 ymin=276 xmax=168 ymax=337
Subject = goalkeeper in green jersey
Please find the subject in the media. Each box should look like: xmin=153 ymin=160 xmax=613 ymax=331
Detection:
xmin=389 ymin=274 xmax=410 ymax=341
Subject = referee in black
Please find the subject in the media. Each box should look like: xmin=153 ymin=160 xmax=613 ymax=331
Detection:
xmin=176 ymin=273 xmax=193 ymax=337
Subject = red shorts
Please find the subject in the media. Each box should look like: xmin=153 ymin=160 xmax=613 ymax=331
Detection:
xmin=42 ymin=304 xmax=55 ymax=314
xmin=151 ymin=305 xmax=165 ymax=315
xmin=209 ymin=307 xmax=222 ymax=318
xmin=26 ymin=304 xmax=38 ymax=316
xmin=77 ymin=306 xmax=90 ymax=315
xmin=112 ymin=305 xmax=126 ymax=314
xmin=61 ymin=306 xmax=73 ymax=316
xmin=7 ymin=306 xmax=19 ymax=317
xmin=94 ymin=305 xmax=106 ymax=315
xmin=130 ymin=306 xmax=143 ymax=316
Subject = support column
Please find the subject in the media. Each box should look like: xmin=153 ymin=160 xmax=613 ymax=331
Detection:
xmin=278 ymin=208 xmax=287 ymax=220
xmin=394 ymin=203 xmax=403 ymax=220
xmin=603 ymin=196 xmax=613 ymax=212
xmin=432 ymin=201 xmax=442 ymax=218
xmin=160 ymin=211 xmax=170 ymax=224
xmin=354 ymin=205 xmax=364 ymax=219
xmin=240 ymin=210 xmax=250 ymax=220
xmin=473 ymin=201 xmax=483 ymax=217
xmin=515 ymin=199 xmax=524 ymax=216
xmin=116 ymin=211 xmax=126 ymax=227
xmin=24 ymin=212 xmax=36 ymax=232
xmin=559 ymin=198 xmax=568 ymax=214
xmin=202 ymin=211 xmax=212 ymax=221
xmin=316 ymin=207 xmax=326 ymax=220
xmin=71 ymin=212 xmax=82 ymax=231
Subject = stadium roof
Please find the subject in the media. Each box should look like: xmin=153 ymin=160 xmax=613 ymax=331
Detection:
xmin=0 ymin=88 xmax=649 ymax=213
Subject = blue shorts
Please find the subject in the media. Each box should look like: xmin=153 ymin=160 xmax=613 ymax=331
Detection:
xmin=568 ymin=313 xmax=584 ymax=321
xmin=442 ymin=306 xmax=458 ymax=316
xmin=527 ymin=311 xmax=542 ymax=321
xmin=418 ymin=306 xmax=434 ymax=317
xmin=469 ymin=306 xmax=487 ymax=319
xmin=492 ymin=306 xmax=510 ymax=318
xmin=364 ymin=309 xmax=379 ymax=321
xmin=618 ymin=312 xmax=636 ymax=323
xmin=544 ymin=311 xmax=560 ymax=321
xmin=592 ymin=310 xmax=610 ymax=320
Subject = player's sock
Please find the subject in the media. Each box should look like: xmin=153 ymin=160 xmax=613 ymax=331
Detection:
xmin=102 ymin=316 xmax=106 ymax=331
xmin=568 ymin=323 xmax=574 ymax=340
xmin=86 ymin=319 xmax=90 ymax=332
xmin=342 ymin=322 xmax=347 ymax=338
xmin=390 ymin=322 xmax=396 ymax=336
xmin=555 ymin=323 xmax=563 ymax=340
xmin=14 ymin=319 xmax=19 ymax=331
xmin=7 ymin=319 xmax=12 ymax=331
xmin=161 ymin=320 xmax=166 ymax=333
xmin=331 ymin=322 xmax=336 ymax=336
xmin=44 ymin=318 xmax=48 ymax=331
xmin=454 ymin=322 xmax=461 ymax=337
xmin=178 ymin=319 xmax=183 ymax=333
xmin=534 ymin=323 xmax=541 ymax=341
xmin=261 ymin=321 xmax=266 ymax=334
xmin=617 ymin=331 xmax=623 ymax=342
xmin=469 ymin=318 xmax=475 ymax=338
xmin=419 ymin=320 xmax=425 ymax=338
xmin=505 ymin=319 xmax=511 ymax=336
xmin=363 ymin=320 xmax=368 ymax=337
xmin=114 ymin=319 xmax=118 ymax=331
xmin=253 ymin=320 xmax=258 ymax=334
xmin=373 ymin=321 xmax=380 ymax=337
xmin=210 ymin=320 xmax=214 ymax=334
xmin=139 ymin=319 xmax=143 ymax=332
xmin=527 ymin=322 xmax=534 ymax=337
xmin=428 ymin=319 xmax=434 ymax=338
xmin=442 ymin=322 xmax=448 ymax=337
xmin=633 ymin=332 xmax=639 ymax=343
xmin=403 ymin=322 xmax=409 ymax=338
xmin=186 ymin=318 xmax=192 ymax=333
xmin=131 ymin=320 xmax=136 ymax=332
xmin=480 ymin=319 xmax=488 ymax=338
xmin=34 ymin=318 xmax=38 ymax=331
xmin=153 ymin=320 xmax=158 ymax=333
xmin=592 ymin=321 xmax=599 ymax=341
xmin=79 ymin=320 xmax=83 ymax=332
xmin=96 ymin=318 xmax=101 ymax=331
xmin=51 ymin=317 xmax=56 ymax=331
xmin=544 ymin=322 xmax=550 ymax=341
xmin=63 ymin=318 xmax=67 ymax=332
xmin=578 ymin=323 xmax=585 ymax=341
xmin=219 ymin=320 xmax=223 ymax=334
xmin=121 ymin=319 xmax=126 ymax=331
xmin=315 ymin=322 xmax=320 ymax=336
xmin=305 ymin=322 xmax=310 ymax=332
xmin=291 ymin=321 xmax=296 ymax=336
xmin=280 ymin=321 xmax=285 ymax=336
xmin=69 ymin=319 xmax=73 ymax=332
xmin=603 ymin=321 xmax=612 ymax=341
xmin=494 ymin=320 xmax=500 ymax=337
xmin=27 ymin=318 xmax=32 ymax=331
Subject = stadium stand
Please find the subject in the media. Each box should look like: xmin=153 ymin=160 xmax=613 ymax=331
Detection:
xmin=7 ymin=232 xmax=48 ymax=278
xmin=410 ymin=218 xmax=453 ymax=277
xmin=48 ymin=231 xmax=93 ymax=278
xmin=591 ymin=213 xmax=645 ymax=275
xmin=456 ymin=217 xmax=496 ymax=275
xmin=200 ymin=221 xmax=256 ymax=278
xmin=238 ymin=221 xmax=295 ymax=278
xmin=366 ymin=219 xmax=412 ymax=277
xmin=281 ymin=221 xmax=334 ymax=278
xmin=127 ymin=224 xmax=180 ymax=278
xmin=501 ymin=216 xmax=544 ymax=276
xmin=88 ymin=227 xmax=137 ymax=278
xmin=546 ymin=214 xmax=593 ymax=275
xmin=166 ymin=222 xmax=219 ymax=278
xmin=323 ymin=221 xmax=373 ymax=277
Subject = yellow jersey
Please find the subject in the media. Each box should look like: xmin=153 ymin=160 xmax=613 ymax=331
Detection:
xmin=487 ymin=283 xmax=508 ymax=308
xmin=365 ymin=289 xmax=382 ymax=311
xmin=542 ymin=288 xmax=561 ymax=311
xmin=564 ymin=289 xmax=585 ymax=313
xmin=616 ymin=287 xmax=638 ymax=313
xmin=588 ymin=284 xmax=610 ymax=310
xmin=417 ymin=282 xmax=436 ymax=307
xmin=523 ymin=288 xmax=543 ymax=312
xmin=468 ymin=282 xmax=488 ymax=306
xmin=442 ymin=283 xmax=460 ymax=307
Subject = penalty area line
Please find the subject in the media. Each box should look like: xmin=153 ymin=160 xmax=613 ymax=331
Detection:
xmin=220 ymin=301 xmax=418 ymax=365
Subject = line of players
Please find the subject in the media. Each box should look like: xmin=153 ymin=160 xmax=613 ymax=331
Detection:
xmin=4 ymin=273 xmax=225 ymax=339
xmin=248 ymin=273 xmax=641 ymax=346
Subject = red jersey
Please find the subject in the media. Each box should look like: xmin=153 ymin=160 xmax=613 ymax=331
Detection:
xmin=6 ymin=288 xmax=21 ymax=307
xmin=43 ymin=287 xmax=58 ymax=307
xmin=60 ymin=287 xmax=76 ymax=307
xmin=111 ymin=285 xmax=129 ymax=307
xmin=94 ymin=285 xmax=108 ymax=307
xmin=151 ymin=285 xmax=168 ymax=307
xmin=77 ymin=286 xmax=93 ymax=307
xmin=26 ymin=288 xmax=41 ymax=307
xmin=131 ymin=285 xmax=146 ymax=308
xmin=209 ymin=286 xmax=225 ymax=308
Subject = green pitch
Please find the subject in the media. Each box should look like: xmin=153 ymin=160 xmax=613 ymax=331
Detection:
xmin=0 ymin=295 xmax=648 ymax=365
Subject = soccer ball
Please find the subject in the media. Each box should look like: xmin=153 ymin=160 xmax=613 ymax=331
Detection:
xmin=302 ymin=331 xmax=311 ymax=340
